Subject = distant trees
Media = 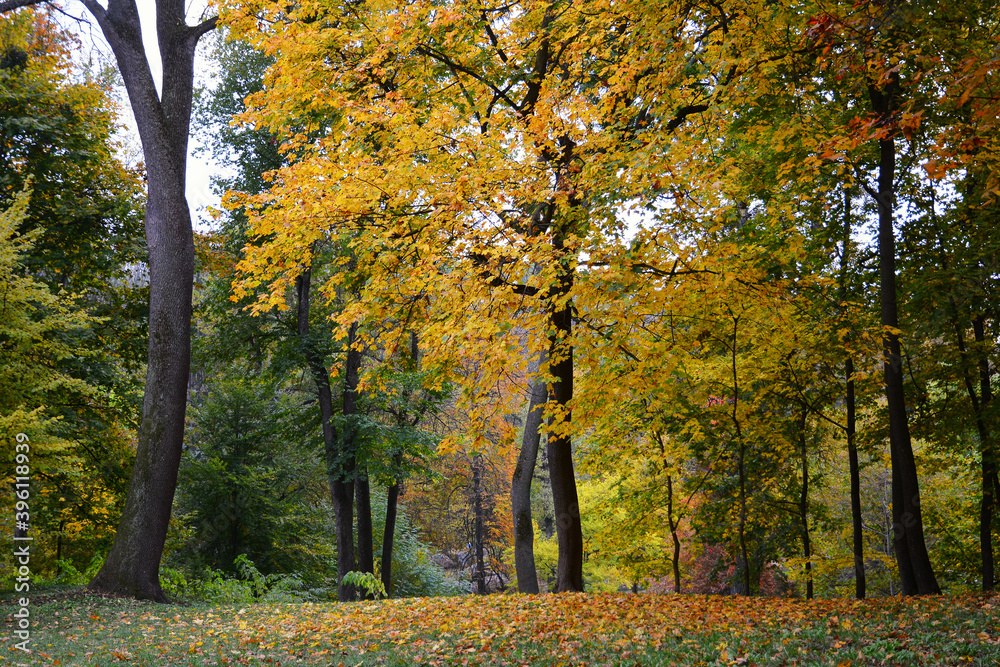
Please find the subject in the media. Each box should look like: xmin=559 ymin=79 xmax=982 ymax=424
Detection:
xmin=4 ymin=0 xmax=997 ymax=600
xmin=220 ymin=0 xmax=998 ymax=597
xmin=0 ymin=9 xmax=145 ymax=579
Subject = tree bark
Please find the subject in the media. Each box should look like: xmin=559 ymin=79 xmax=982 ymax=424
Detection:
xmin=666 ymin=473 xmax=682 ymax=594
xmin=381 ymin=477 xmax=400 ymax=597
xmin=840 ymin=188 xmax=866 ymax=599
xmin=82 ymin=0 xmax=215 ymax=602
xmin=355 ymin=474 xmax=375 ymax=589
xmin=653 ymin=429 xmax=683 ymax=594
xmin=728 ymin=313 xmax=751 ymax=596
xmin=512 ymin=352 xmax=547 ymax=594
xmin=472 ymin=453 xmax=488 ymax=594
xmin=846 ymin=357 xmax=866 ymax=599
xmin=547 ymin=235 xmax=584 ymax=592
xmin=797 ymin=406 xmax=813 ymax=599
xmin=973 ymin=315 xmax=996 ymax=591
xmin=295 ymin=270 xmax=356 ymax=601
xmin=381 ymin=332 xmax=420 ymax=597
xmin=868 ymin=80 xmax=940 ymax=595
xmin=338 ymin=321 xmax=364 ymax=597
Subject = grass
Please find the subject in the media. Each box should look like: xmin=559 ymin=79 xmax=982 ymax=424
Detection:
xmin=2 ymin=588 xmax=998 ymax=666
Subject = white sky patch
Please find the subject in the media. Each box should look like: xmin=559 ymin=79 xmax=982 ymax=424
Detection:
xmin=58 ymin=1 xmax=220 ymax=232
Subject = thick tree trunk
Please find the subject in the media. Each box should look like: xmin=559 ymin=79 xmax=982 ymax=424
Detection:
xmin=869 ymin=81 xmax=940 ymax=595
xmin=295 ymin=270 xmax=356 ymax=601
xmin=512 ymin=352 xmax=547 ymax=594
xmin=84 ymin=0 xmax=215 ymax=602
xmin=846 ymin=357 xmax=867 ymax=599
xmin=547 ymin=246 xmax=584 ymax=592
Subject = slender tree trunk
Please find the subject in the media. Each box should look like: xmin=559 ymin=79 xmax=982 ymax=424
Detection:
xmin=736 ymin=436 xmax=750 ymax=595
xmin=868 ymin=80 xmax=940 ymax=595
xmin=840 ymin=189 xmax=866 ymax=599
xmin=381 ymin=332 xmax=421 ymax=596
xmin=56 ymin=522 xmax=63 ymax=575
xmin=512 ymin=352 xmax=547 ymax=594
xmin=83 ymin=0 xmax=215 ymax=602
xmin=381 ymin=477 xmax=400 ymax=597
xmin=355 ymin=475 xmax=375 ymax=586
xmin=654 ymin=430 xmax=683 ymax=593
xmin=295 ymin=270 xmax=356 ymax=601
xmin=472 ymin=453 xmax=488 ymax=594
xmin=666 ymin=473 xmax=682 ymax=594
xmin=728 ymin=313 xmax=751 ymax=596
xmin=350 ymin=318 xmax=373 ymax=585
xmin=947 ymin=305 xmax=996 ymax=591
xmin=340 ymin=321 xmax=364 ymax=593
xmin=846 ymin=357 xmax=866 ymax=599
xmin=797 ymin=406 xmax=813 ymax=599
xmin=973 ymin=315 xmax=996 ymax=591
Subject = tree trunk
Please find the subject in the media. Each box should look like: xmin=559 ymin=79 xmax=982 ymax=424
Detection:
xmin=798 ymin=406 xmax=813 ymax=600
xmin=381 ymin=332 xmax=420 ymax=597
xmin=868 ymin=80 xmax=940 ymax=595
xmin=472 ymin=453 xmax=488 ymax=595
xmin=512 ymin=352 xmax=547 ymax=594
xmin=973 ymin=315 xmax=996 ymax=591
xmin=84 ymin=0 xmax=215 ymax=602
xmin=727 ymin=313 xmax=751 ymax=596
xmin=840 ymin=189 xmax=866 ymax=600
xmin=846 ymin=357 xmax=867 ymax=599
xmin=355 ymin=474 xmax=375 ymax=592
xmin=546 ymin=239 xmax=584 ymax=592
xmin=667 ymin=473 xmax=682 ymax=594
xmin=295 ymin=270 xmax=356 ymax=601
xmin=381 ymin=478 xmax=400 ymax=597
xmin=339 ymin=320 xmax=364 ymax=597
xmin=654 ymin=430 xmax=683 ymax=594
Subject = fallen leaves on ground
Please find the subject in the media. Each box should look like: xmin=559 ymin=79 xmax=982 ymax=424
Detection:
xmin=2 ymin=591 xmax=998 ymax=666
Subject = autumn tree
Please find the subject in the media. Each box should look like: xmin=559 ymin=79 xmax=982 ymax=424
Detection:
xmin=790 ymin=0 xmax=1000 ymax=595
xmin=0 ymin=0 xmax=217 ymax=600
xmin=0 ymin=10 xmax=149 ymax=578
xmin=222 ymin=0 xmax=766 ymax=593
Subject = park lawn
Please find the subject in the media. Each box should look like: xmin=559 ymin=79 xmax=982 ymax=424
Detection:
xmin=2 ymin=590 xmax=998 ymax=666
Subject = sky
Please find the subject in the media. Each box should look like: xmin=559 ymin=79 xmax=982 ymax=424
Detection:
xmin=62 ymin=0 xmax=222 ymax=231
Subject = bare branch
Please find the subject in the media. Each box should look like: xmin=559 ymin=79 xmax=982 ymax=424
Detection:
xmin=190 ymin=15 xmax=218 ymax=42
xmin=0 ymin=0 xmax=47 ymax=13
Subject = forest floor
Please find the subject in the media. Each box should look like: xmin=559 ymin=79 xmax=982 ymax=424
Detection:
xmin=1 ymin=588 xmax=998 ymax=666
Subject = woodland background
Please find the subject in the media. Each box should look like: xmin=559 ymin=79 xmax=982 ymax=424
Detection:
xmin=1 ymin=0 xmax=998 ymax=608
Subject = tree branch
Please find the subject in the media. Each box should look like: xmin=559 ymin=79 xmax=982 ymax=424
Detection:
xmin=665 ymin=104 xmax=710 ymax=132
xmin=416 ymin=45 xmax=520 ymax=113
xmin=0 ymin=0 xmax=47 ymax=12
xmin=189 ymin=15 xmax=218 ymax=42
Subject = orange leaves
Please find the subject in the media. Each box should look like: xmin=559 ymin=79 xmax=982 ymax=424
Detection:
xmin=36 ymin=590 xmax=1000 ymax=664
